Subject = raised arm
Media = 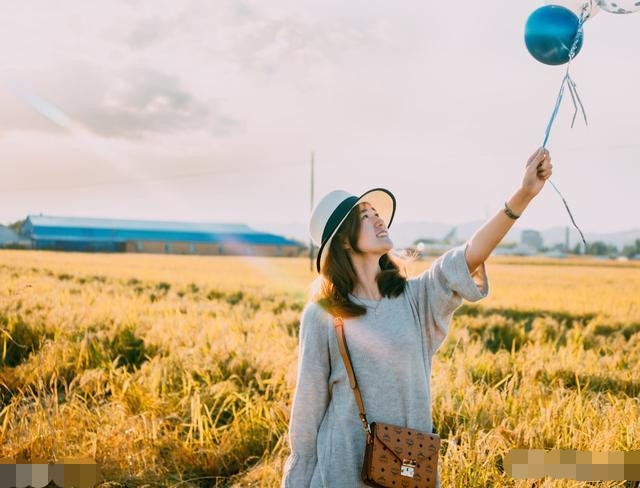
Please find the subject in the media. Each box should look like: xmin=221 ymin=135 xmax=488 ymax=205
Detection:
xmin=465 ymin=147 xmax=552 ymax=273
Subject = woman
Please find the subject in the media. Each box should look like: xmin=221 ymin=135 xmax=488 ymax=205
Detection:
xmin=281 ymin=147 xmax=553 ymax=487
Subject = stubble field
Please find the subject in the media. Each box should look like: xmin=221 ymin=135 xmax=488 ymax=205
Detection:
xmin=1 ymin=250 xmax=639 ymax=487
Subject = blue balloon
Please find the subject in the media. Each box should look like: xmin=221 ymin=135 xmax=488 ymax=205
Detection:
xmin=525 ymin=5 xmax=584 ymax=66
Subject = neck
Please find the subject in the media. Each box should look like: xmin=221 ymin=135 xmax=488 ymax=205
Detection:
xmin=350 ymin=252 xmax=383 ymax=300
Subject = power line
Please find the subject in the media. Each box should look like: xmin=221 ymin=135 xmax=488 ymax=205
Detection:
xmin=310 ymin=150 xmax=315 ymax=272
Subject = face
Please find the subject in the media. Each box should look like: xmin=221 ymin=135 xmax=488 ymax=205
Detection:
xmin=354 ymin=202 xmax=393 ymax=255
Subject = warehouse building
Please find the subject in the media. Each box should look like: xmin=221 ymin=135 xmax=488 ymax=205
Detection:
xmin=21 ymin=215 xmax=305 ymax=257
xmin=521 ymin=229 xmax=544 ymax=251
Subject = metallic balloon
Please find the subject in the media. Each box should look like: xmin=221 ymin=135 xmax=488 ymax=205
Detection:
xmin=597 ymin=0 xmax=640 ymax=14
xmin=525 ymin=5 xmax=584 ymax=65
xmin=544 ymin=0 xmax=601 ymax=19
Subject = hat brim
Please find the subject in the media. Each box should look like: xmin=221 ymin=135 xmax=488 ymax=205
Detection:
xmin=316 ymin=187 xmax=396 ymax=273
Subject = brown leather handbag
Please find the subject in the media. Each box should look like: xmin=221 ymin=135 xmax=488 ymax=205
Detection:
xmin=333 ymin=315 xmax=441 ymax=488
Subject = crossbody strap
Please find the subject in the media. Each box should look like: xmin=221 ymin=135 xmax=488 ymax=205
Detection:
xmin=332 ymin=315 xmax=371 ymax=435
xmin=333 ymin=314 xmax=439 ymax=437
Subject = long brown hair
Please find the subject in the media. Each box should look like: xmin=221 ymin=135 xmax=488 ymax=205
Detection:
xmin=309 ymin=203 xmax=415 ymax=318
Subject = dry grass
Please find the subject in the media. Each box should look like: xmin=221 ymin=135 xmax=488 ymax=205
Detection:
xmin=0 ymin=249 xmax=639 ymax=487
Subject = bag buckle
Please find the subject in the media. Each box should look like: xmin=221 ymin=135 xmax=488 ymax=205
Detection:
xmin=359 ymin=413 xmax=371 ymax=435
xmin=400 ymin=459 xmax=417 ymax=478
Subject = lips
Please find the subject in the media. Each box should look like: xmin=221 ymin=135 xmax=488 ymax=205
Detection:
xmin=377 ymin=231 xmax=388 ymax=237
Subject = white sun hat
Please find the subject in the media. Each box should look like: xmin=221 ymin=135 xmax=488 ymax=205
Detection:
xmin=309 ymin=187 xmax=396 ymax=273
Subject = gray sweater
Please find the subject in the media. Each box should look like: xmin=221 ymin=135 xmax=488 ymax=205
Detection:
xmin=281 ymin=242 xmax=489 ymax=488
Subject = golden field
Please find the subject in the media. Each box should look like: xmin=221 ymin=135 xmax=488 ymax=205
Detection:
xmin=1 ymin=249 xmax=639 ymax=487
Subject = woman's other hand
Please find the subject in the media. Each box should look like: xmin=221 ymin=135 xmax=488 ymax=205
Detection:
xmin=521 ymin=147 xmax=553 ymax=198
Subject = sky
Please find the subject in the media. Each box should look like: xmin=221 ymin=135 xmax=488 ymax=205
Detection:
xmin=1 ymin=0 xmax=639 ymax=235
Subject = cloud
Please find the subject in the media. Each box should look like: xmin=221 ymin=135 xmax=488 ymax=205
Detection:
xmin=193 ymin=1 xmax=408 ymax=80
xmin=226 ymin=17 xmax=370 ymax=75
xmin=2 ymin=63 xmax=242 ymax=140
xmin=125 ymin=18 xmax=166 ymax=50
xmin=121 ymin=4 xmax=203 ymax=50
xmin=1 ymin=1 xmax=403 ymax=140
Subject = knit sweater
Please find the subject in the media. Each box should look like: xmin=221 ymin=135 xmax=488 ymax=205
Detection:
xmin=281 ymin=242 xmax=490 ymax=488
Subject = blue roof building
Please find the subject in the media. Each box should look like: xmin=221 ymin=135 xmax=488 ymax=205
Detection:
xmin=22 ymin=215 xmax=305 ymax=256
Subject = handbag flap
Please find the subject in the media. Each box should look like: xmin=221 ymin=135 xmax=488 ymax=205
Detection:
xmin=373 ymin=423 xmax=440 ymax=463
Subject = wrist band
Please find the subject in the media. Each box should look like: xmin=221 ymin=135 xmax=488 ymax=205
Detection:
xmin=504 ymin=202 xmax=520 ymax=219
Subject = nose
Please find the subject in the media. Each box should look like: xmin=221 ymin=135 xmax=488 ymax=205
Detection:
xmin=375 ymin=218 xmax=386 ymax=230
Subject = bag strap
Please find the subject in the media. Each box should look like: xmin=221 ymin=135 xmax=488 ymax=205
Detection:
xmin=332 ymin=315 xmax=371 ymax=435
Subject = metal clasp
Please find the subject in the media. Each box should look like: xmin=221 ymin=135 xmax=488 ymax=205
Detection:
xmin=401 ymin=459 xmax=417 ymax=478
xmin=359 ymin=413 xmax=371 ymax=435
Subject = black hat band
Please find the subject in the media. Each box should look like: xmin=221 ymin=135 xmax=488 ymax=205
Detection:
xmin=321 ymin=195 xmax=359 ymax=245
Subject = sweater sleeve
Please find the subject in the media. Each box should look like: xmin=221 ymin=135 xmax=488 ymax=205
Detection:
xmin=416 ymin=241 xmax=489 ymax=359
xmin=281 ymin=302 xmax=331 ymax=488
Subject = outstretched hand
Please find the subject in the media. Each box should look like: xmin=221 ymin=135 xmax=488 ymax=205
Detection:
xmin=521 ymin=147 xmax=553 ymax=197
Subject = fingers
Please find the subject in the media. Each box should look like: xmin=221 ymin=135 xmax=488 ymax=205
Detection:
xmin=527 ymin=147 xmax=550 ymax=167
xmin=527 ymin=148 xmax=552 ymax=178
xmin=537 ymin=157 xmax=552 ymax=171
xmin=529 ymin=146 xmax=552 ymax=180
xmin=537 ymin=158 xmax=553 ymax=179
xmin=527 ymin=147 xmax=542 ymax=166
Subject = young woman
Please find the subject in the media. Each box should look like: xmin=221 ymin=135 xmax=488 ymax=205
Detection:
xmin=281 ymin=147 xmax=552 ymax=488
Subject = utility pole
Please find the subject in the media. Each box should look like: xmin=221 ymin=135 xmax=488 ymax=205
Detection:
xmin=309 ymin=151 xmax=315 ymax=272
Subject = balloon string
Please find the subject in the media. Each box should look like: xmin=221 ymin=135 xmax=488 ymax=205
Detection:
xmin=540 ymin=1 xmax=591 ymax=251
xmin=546 ymin=179 xmax=588 ymax=248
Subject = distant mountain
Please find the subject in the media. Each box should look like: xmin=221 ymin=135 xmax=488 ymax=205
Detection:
xmin=253 ymin=220 xmax=640 ymax=250
xmin=539 ymin=227 xmax=640 ymax=250
xmin=252 ymin=220 xmax=500 ymax=248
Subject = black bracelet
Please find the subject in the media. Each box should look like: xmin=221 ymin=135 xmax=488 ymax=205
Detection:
xmin=504 ymin=202 xmax=520 ymax=219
